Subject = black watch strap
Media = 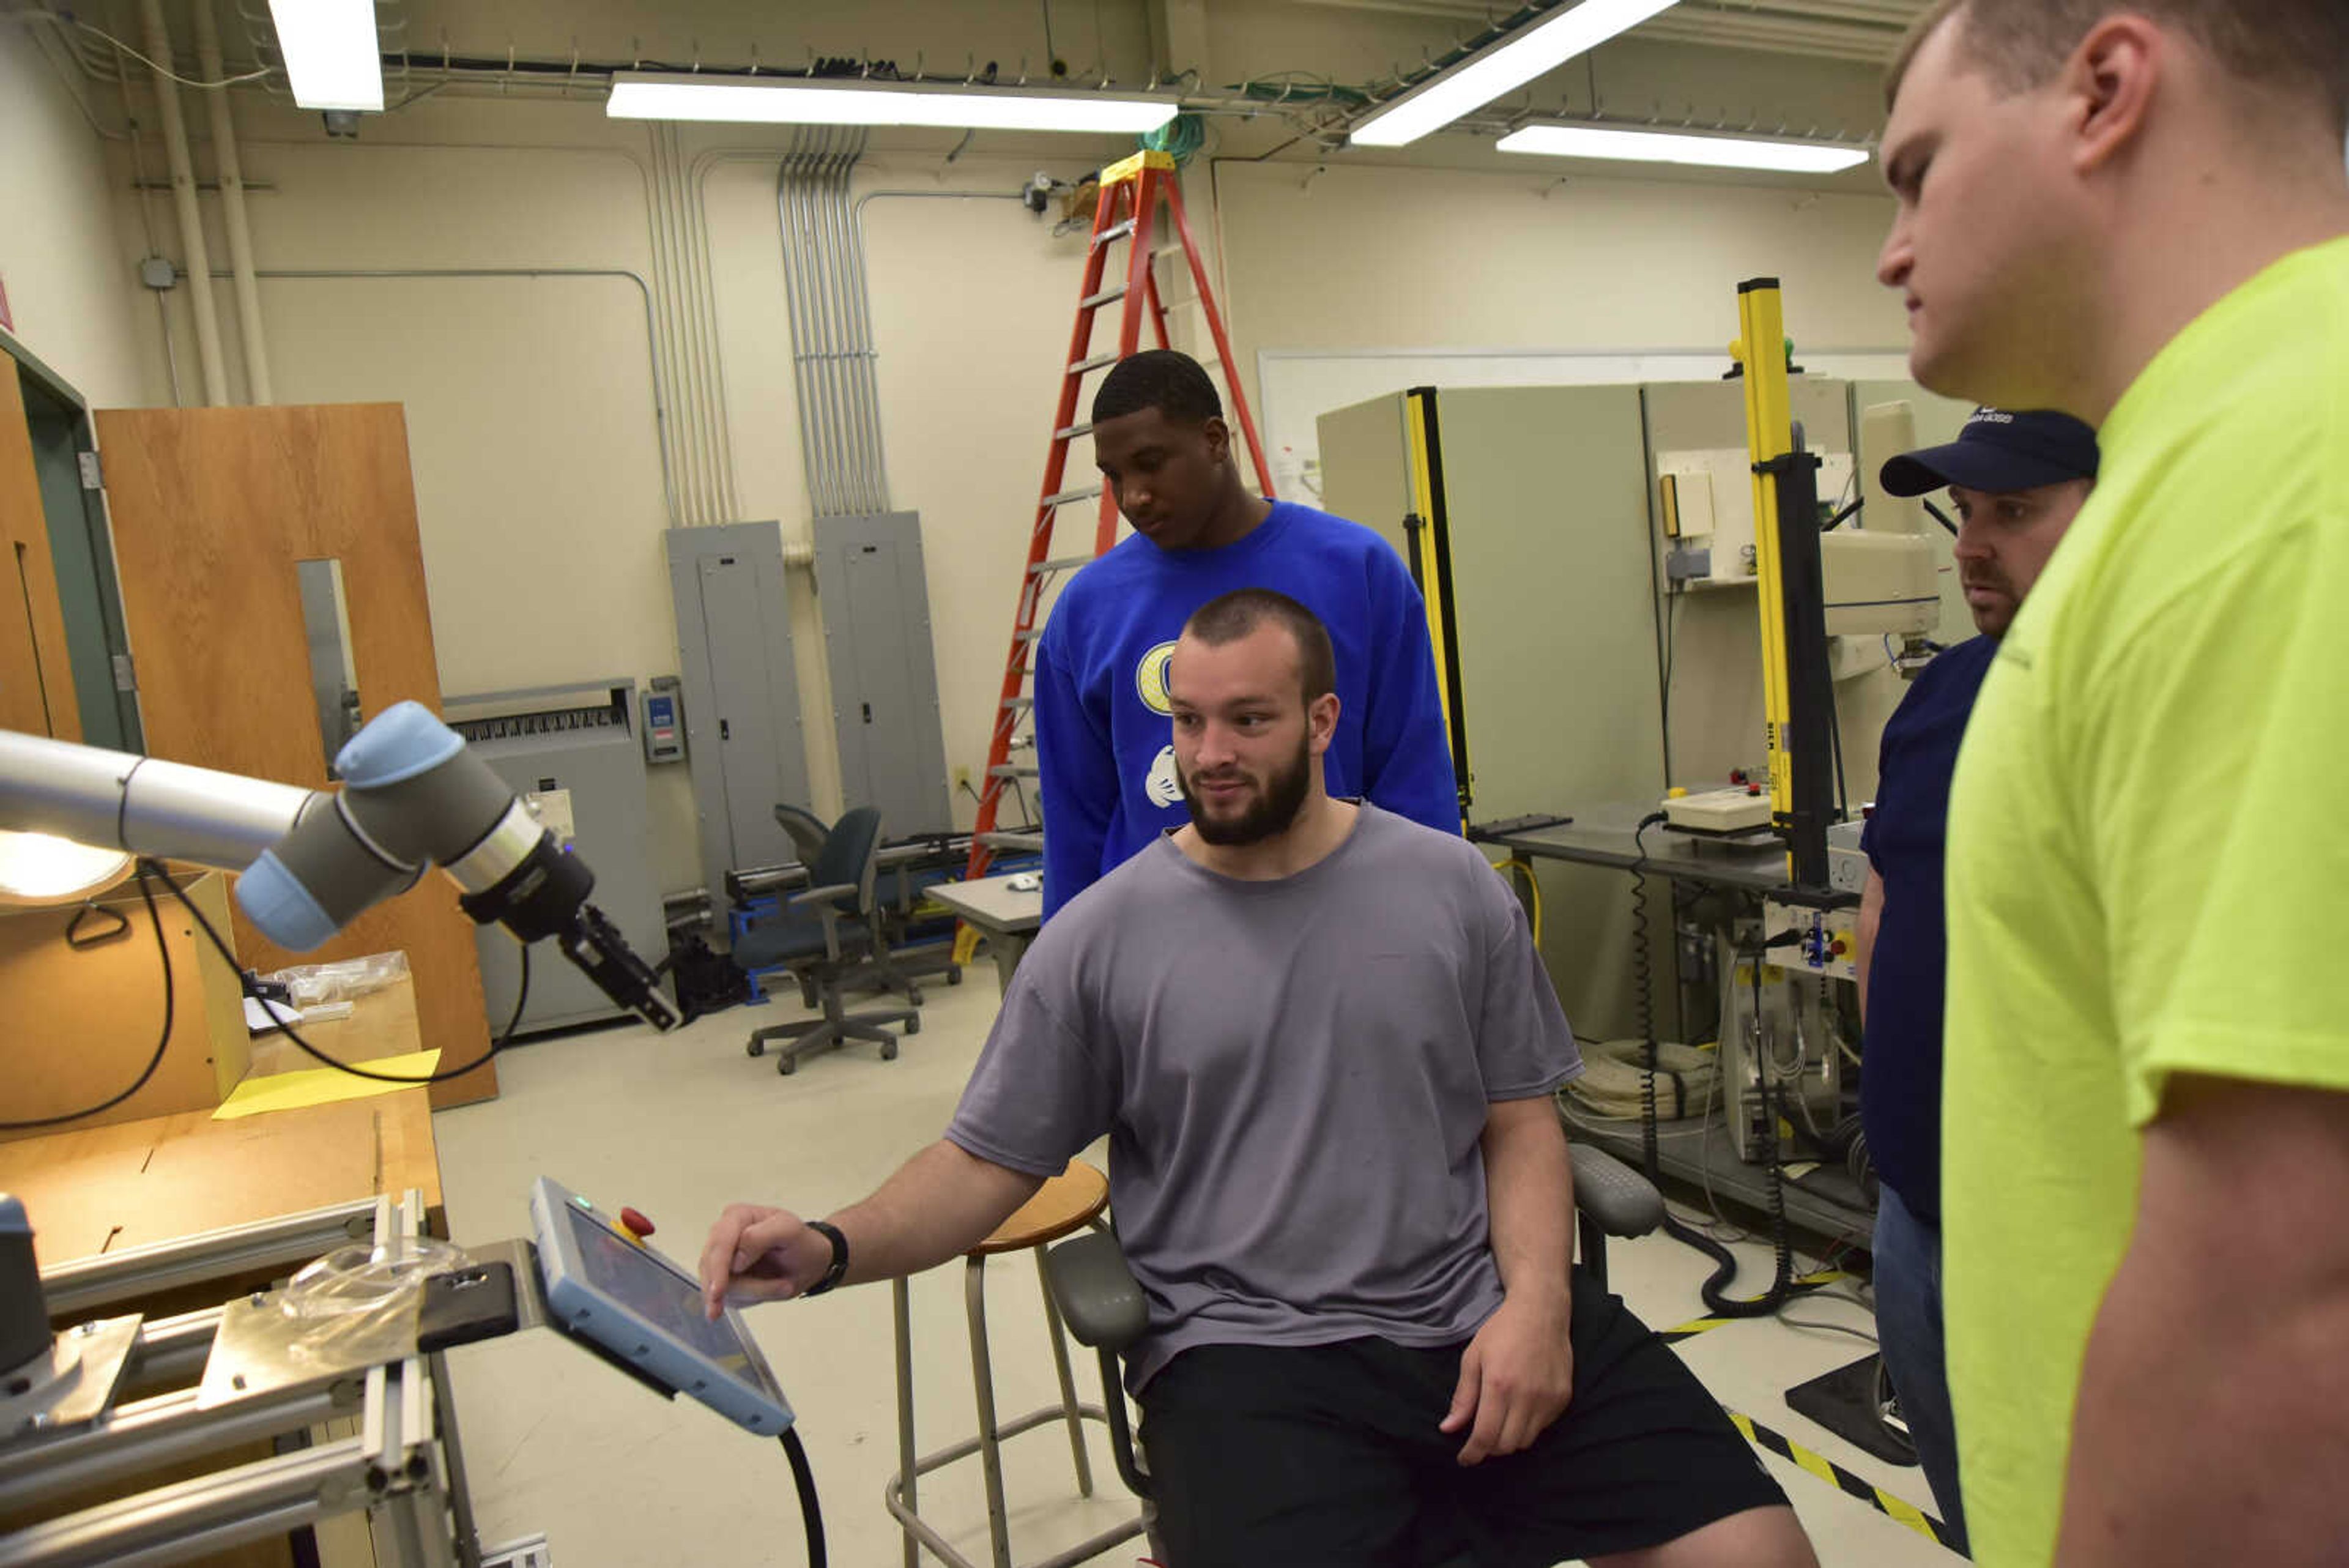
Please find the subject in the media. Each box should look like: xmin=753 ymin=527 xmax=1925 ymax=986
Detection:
xmin=802 ymin=1219 xmax=850 ymax=1298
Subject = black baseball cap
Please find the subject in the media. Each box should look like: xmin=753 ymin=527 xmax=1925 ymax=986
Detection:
xmin=1879 ymin=407 xmax=2100 ymax=497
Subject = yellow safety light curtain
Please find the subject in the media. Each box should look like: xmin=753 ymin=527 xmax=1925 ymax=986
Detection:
xmin=1403 ymin=387 xmax=1472 ymax=822
xmin=1734 ymin=280 xmax=1797 ymax=827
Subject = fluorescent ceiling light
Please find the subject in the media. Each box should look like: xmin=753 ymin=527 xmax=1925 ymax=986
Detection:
xmin=1498 ymin=124 xmax=1871 ymax=173
xmin=1350 ymin=0 xmax=1682 ymax=147
xmin=0 ymin=830 xmax=132 ymax=907
xmin=267 ymin=0 xmax=384 ymax=112
xmin=606 ymin=74 xmax=1179 ymax=134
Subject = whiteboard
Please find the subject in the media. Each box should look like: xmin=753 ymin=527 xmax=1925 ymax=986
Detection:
xmin=1258 ymin=346 xmax=1917 ymax=502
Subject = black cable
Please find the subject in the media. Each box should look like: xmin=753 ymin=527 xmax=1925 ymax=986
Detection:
xmin=779 ymin=1427 xmax=828 ymax=1567
xmin=1827 ymin=687 xmax=1850 ymax=824
xmin=1631 ymin=819 xmax=1797 ymax=1319
xmin=1920 ymin=499 xmax=1960 ymax=537
xmin=0 ymin=868 xmax=174 ymax=1129
xmin=153 ymin=864 xmax=528 ymax=1084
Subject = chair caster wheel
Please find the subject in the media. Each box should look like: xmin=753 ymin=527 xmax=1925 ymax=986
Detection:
xmin=747 ymin=1039 xmax=765 ymax=1058
xmin=946 ymin=966 xmax=963 ymax=986
xmin=904 ymin=1016 xmax=922 ymax=1036
xmin=881 ymin=1040 xmax=899 ymax=1061
xmin=907 ymin=987 xmax=924 ymax=1007
xmin=777 ymin=1056 xmax=797 ymax=1076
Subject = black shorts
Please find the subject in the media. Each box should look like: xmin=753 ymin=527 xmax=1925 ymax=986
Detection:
xmin=1136 ymin=1273 xmax=1787 ymax=1568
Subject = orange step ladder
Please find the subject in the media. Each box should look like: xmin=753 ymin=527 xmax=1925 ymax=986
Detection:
xmin=965 ymin=149 xmax=1274 ymax=882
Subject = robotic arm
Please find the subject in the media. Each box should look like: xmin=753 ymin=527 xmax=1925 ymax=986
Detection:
xmin=0 ymin=701 xmax=681 ymax=1031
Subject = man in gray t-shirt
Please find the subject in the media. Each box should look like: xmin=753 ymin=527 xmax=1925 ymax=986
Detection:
xmin=700 ymin=590 xmax=1812 ymax=1568
xmin=947 ymin=795 xmax=1578 ymax=1390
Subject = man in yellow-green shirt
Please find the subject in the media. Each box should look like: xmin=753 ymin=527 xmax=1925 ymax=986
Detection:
xmin=1877 ymin=1 xmax=2349 ymax=1564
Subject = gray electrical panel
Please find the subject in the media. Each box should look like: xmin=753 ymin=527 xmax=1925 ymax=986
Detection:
xmin=815 ymin=511 xmax=952 ymax=838
xmin=666 ymin=521 xmax=813 ymax=901
xmin=444 ymin=679 xmax=669 ymax=1036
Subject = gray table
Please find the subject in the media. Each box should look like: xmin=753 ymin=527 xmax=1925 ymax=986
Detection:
xmin=927 ymin=874 xmax=1044 ymax=992
xmin=1472 ymin=801 xmax=1795 ymax=894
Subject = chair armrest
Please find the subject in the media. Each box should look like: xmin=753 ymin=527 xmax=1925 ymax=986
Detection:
xmin=1569 ymin=1142 xmax=1664 ymax=1240
xmin=724 ymin=862 xmax=811 ymax=903
xmin=785 ymin=882 xmax=861 ymax=910
xmin=1042 ymin=1230 xmax=1148 ymax=1353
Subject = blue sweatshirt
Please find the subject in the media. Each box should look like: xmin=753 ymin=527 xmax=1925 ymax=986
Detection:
xmin=1034 ymin=501 xmax=1460 ymax=917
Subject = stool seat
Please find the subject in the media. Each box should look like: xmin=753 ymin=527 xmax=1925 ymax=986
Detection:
xmin=974 ymin=1162 xmax=1108 ymax=1255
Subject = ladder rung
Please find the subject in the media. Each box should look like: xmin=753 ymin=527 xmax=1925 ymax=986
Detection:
xmin=1053 ymin=422 xmax=1094 ymax=442
xmin=1013 ymin=630 xmax=1043 ymax=643
xmin=990 ymin=765 xmax=1040 ymax=779
xmin=1002 ymin=696 xmax=1033 ymax=711
xmin=1078 ymin=284 xmax=1129 ymax=310
xmin=1042 ymin=483 xmax=1103 ymax=507
xmin=1091 ymin=218 xmax=1136 ymax=247
xmin=1067 ymin=352 xmax=1119 ymax=377
xmin=1030 ymin=555 xmax=1094 ymax=577
xmin=978 ymin=831 xmax=1044 ymax=852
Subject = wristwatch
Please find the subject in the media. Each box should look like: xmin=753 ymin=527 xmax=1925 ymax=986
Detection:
xmin=802 ymin=1219 xmax=850 ymax=1298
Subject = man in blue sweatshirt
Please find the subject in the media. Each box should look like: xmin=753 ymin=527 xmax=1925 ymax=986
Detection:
xmin=1036 ymin=349 xmax=1459 ymax=916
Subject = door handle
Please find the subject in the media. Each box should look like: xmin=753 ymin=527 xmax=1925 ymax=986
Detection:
xmin=720 ymin=718 xmax=731 ymax=741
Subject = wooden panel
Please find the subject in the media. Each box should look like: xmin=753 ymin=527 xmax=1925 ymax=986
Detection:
xmin=0 ymin=1083 xmax=442 ymax=1268
xmin=0 ymin=368 xmax=80 ymax=738
xmin=0 ymin=871 xmax=251 ymax=1142
xmin=94 ymin=404 xmax=495 ymax=1107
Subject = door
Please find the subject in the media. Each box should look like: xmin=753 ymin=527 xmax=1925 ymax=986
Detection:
xmin=699 ymin=552 xmax=797 ymax=872
xmin=818 ymin=512 xmax=951 ymax=838
xmin=94 ymin=403 xmax=496 ymax=1109
xmin=0 ymin=367 xmax=78 ymax=741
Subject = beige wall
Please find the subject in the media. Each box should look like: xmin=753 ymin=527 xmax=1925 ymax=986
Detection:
xmin=1215 ymin=157 xmax=1907 ymax=415
xmin=70 ymin=49 xmax=1912 ymax=896
xmin=0 ymin=29 xmax=144 ymax=405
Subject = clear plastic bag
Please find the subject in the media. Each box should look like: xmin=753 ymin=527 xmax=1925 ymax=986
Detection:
xmin=262 ymin=949 xmax=410 ymax=1008
xmin=276 ymin=1231 xmax=469 ymax=1365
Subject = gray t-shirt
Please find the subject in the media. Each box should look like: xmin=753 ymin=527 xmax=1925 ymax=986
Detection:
xmin=946 ymin=803 xmax=1583 ymax=1389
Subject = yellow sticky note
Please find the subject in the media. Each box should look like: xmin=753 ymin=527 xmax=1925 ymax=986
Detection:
xmin=212 ymin=1051 xmax=444 ymax=1120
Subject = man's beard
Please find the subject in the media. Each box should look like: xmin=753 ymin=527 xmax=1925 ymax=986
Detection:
xmin=1178 ymin=735 xmax=1313 ymax=847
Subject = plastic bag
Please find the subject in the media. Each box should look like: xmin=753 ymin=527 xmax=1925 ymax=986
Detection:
xmin=262 ymin=949 xmax=410 ymax=1008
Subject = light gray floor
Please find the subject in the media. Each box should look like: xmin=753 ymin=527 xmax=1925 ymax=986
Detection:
xmin=431 ymin=975 xmax=1961 ymax=1567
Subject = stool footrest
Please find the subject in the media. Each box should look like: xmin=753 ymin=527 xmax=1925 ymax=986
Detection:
xmin=884 ymin=1404 xmax=1147 ymax=1568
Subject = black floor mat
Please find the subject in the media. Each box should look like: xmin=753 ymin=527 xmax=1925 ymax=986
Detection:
xmin=1784 ymin=1352 xmax=1919 ymax=1466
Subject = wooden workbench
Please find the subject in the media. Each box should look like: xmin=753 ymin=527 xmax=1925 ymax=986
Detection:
xmin=0 ymin=976 xmax=444 ymax=1271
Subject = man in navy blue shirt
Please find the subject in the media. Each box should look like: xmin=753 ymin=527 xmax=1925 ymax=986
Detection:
xmin=1857 ymin=407 xmax=2098 ymax=1548
xmin=1034 ymin=349 xmax=1459 ymax=916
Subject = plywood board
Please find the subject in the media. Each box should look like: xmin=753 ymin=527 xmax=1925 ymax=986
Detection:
xmin=93 ymin=404 xmax=495 ymax=1107
xmin=0 ymin=871 xmax=249 ymax=1140
xmin=0 ymin=1085 xmax=441 ymax=1268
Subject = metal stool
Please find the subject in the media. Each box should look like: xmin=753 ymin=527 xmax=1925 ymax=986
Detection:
xmin=885 ymin=1159 xmax=1146 ymax=1568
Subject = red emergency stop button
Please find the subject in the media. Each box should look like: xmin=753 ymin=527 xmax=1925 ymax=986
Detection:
xmin=619 ymin=1207 xmax=655 ymax=1240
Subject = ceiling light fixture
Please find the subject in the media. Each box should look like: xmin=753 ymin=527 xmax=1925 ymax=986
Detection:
xmin=266 ymin=0 xmax=384 ymax=112
xmin=1349 ymin=0 xmax=1683 ymax=149
xmin=606 ymin=74 xmax=1179 ymax=135
xmin=1497 ymin=124 xmax=1871 ymax=173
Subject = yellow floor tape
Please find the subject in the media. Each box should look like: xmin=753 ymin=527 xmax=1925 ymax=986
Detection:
xmin=1726 ymin=1408 xmax=1958 ymax=1551
xmin=1640 ymin=1268 xmax=1956 ymax=1550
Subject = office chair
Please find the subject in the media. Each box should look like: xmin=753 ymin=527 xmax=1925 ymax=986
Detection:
xmin=741 ymin=804 xmax=960 ymax=1006
xmin=1040 ymin=1137 xmax=1668 ymax=1565
xmin=734 ymin=806 xmax=919 ymax=1075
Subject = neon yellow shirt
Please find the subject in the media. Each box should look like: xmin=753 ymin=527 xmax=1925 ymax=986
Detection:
xmin=1942 ymin=235 xmax=2349 ymax=1566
